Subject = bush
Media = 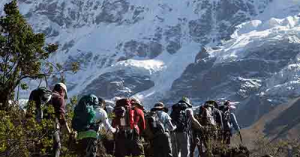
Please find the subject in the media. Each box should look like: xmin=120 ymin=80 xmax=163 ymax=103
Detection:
xmin=0 ymin=102 xmax=77 ymax=157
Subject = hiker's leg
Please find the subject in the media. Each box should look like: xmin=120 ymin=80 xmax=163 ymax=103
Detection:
xmin=152 ymin=135 xmax=161 ymax=157
xmin=171 ymin=132 xmax=179 ymax=157
xmin=114 ymin=133 xmax=127 ymax=157
xmin=131 ymin=134 xmax=144 ymax=157
xmin=225 ymin=131 xmax=231 ymax=145
xmin=190 ymin=140 xmax=196 ymax=157
xmin=53 ymin=130 xmax=61 ymax=157
xmin=77 ymin=138 xmax=87 ymax=157
xmin=177 ymin=132 xmax=183 ymax=157
xmin=197 ymin=143 xmax=202 ymax=157
xmin=85 ymin=138 xmax=97 ymax=157
xmin=179 ymin=132 xmax=190 ymax=157
xmin=164 ymin=132 xmax=173 ymax=157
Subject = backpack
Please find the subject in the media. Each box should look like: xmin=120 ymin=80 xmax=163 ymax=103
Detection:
xmin=113 ymin=98 xmax=135 ymax=130
xmin=222 ymin=110 xmax=232 ymax=131
xmin=198 ymin=104 xmax=217 ymax=126
xmin=144 ymin=111 xmax=165 ymax=140
xmin=27 ymin=87 xmax=52 ymax=122
xmin=170 ymin=102 xmax=188 ymax=132
xmin=72 ymin=95 xmax=98 ymax=132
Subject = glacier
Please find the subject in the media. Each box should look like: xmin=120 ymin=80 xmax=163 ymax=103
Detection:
xmin=1 ymin=0 xmax=300 ymax=126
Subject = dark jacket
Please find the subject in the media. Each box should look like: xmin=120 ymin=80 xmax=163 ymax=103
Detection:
xmin=51 ymin=91 xmax=66 ymax=125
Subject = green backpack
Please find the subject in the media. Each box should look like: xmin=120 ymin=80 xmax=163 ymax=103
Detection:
xmin=72 ymin=94 xmax=98 ymax=132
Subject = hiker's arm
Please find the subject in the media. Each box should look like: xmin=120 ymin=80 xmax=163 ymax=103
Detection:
xmin=187 ymin=109 xmax=203 ymax=130
xmin=101 ymin=111 xmax=116 ymax=133
xmin=104 ymin=119 xmax=116 ymax=133
xmin=55 ymin=96 xmax=71 ymax=134
xmin=166 ymin=118 xmax=177 ymax=131
xmin=58 ymin=114 xmax=71 ymax=134
xmin=65 ymin=120 xmax=71 ymax=134
xmin=230 ymin=113 xmax=240 ymax=131
xmin=217 ymin=111 xmax=224 ymax=129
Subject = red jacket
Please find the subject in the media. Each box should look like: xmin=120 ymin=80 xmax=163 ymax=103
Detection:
xmin=112 ymin=107 xmax=145 ymax=135
xmin=134 ymin=107 xmax=146 ymax=134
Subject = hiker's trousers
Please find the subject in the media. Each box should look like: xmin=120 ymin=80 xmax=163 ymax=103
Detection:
xmin=172 ymin=132 xmax=190 ymax=157
xmin=153 ymin=132 xmax=173 ymax=157
xmin=114 ymin=131 xmax=144 ymax=157
xmin=53 ymin=130 xmax=61 ymax=157
xmin=77 ymin=138 xmax=97 ymax=157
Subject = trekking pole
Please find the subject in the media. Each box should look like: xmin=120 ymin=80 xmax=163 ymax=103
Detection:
xmin=238 ymin=131 xmax=243 ymax=144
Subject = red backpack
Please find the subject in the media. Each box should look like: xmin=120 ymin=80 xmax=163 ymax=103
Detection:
xmin=113 ymin=98 xmax=135 ymax=130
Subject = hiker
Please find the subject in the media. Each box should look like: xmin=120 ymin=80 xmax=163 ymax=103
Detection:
xmin=199 ymin=101 xmax=223 ymax=136
xmin=27 ymin=87 xmax=52 ymax=123
xmin=131 ymin=98 xmax=146 ymax=135
xmin=95 ymin=97 xmax=116 ymax=133
xmin=72 ymin=95 xmax=116 ymax=157
xmin=171 ymin=97 xmax=203 ymax=157
xmin=195 ymin=100 xmax=224 ymax=156
xmin=51 ymin=83 xmax=71 ymax=157
xmin=219 ymin=101 xmax=241 ymax=145
xmin=149 ymin=102 xmax=176 ymax=157
xmin=112 ymin=98 xmax=144 ymax=157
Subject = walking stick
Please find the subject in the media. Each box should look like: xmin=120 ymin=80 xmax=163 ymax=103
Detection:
xmin=238 ymin=131 xmax=243 ymax=144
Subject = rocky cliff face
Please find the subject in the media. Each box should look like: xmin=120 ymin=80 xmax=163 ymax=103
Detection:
xmin=1 ymin=0 xmax=300 ymax=127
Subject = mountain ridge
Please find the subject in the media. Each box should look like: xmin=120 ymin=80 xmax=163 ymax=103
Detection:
xmin=1 ymin=0 xmax=300 ymax=127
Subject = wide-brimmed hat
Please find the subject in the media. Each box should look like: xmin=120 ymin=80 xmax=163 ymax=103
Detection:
xmin=130 ymin=98 xmax=144 ymax=109
xmin=221 ymin=100 xmax=236 ymax=110
xmin=152 ymin=102 xmax=168 ymax=112
xmin=205 ymin=100 xmax=218 ymax=108
xmin=179 ymin=97 xmax=192 ymax=107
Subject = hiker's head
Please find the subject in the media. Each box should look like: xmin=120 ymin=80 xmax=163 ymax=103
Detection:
xmin=179 ymin=97 xmax=192 ymax=108
xmin=88 ymin=94 xmax=99 ymax=107
xmin=97 ymin=97 xmax=106 ymax=108
xmin=224 ymin=100 xmax=230 ymax=106
xmin=224 ymin=100 xmax=236 ymax=110
xmin=39 ymin=87 xmax=52 ymax=104
xmin=205 ymin=100 xmax=217 ymax=108
xmin=131 ymin=98 xmax=144 ymax=110
xmin=53 ymin=83 xmax=68 ymax=99
xmin=152 ymin=102 xmax=168 ymax=113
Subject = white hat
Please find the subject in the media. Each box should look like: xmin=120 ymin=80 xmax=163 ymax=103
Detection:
xmin=56 ymin=83 xmax=68 ymax=99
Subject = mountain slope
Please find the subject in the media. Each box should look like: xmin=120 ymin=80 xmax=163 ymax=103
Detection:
xmin=1 ymin=0 xmax=300 ymax=127
xmin=237 ymin=97 xmax=300 ymax=149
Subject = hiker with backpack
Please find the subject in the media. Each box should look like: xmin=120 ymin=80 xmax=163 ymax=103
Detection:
xmin=148 ymin=102 xmax=176 ymax=157
xmin=131 ymin=98 xmax=146 ymax=136
xmin=195 ymin=100 xmax=224 ymax=156
xmin=171 ymin=97 xmax=203 ymax=157
xmin=51 ymin=83 xmax=71 ymax=157
xmin=72 ymin=95 xmax=116 ymax=157
xmin=27 ymin=87 xmax=52 ymax=123
xmin=112 ymin=98 xmax=144 ymax=157
xmin=219 ymin=101 xmax=241 ymax=145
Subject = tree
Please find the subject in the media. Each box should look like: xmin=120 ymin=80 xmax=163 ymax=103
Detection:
xmin=0 ymin=0 xmax=58 ymax=109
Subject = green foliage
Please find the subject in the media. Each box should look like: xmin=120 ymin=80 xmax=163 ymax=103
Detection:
xmin=0 ymin=103 xmax=56 ymax=157
xmin=0 ymin=1 xmax=80 ymax=109
xmin=0 ymin=0 xmax=57 ymax=108
xmin=0 ymin=101 xmax=81 ymax=157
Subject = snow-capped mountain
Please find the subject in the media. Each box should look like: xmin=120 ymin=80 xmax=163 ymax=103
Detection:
xmin=1 ymin=0 xmax=300 ymax=126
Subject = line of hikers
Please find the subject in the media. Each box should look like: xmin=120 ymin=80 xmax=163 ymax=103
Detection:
xmin=28 ymin=83 xmax=242 ymax=157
